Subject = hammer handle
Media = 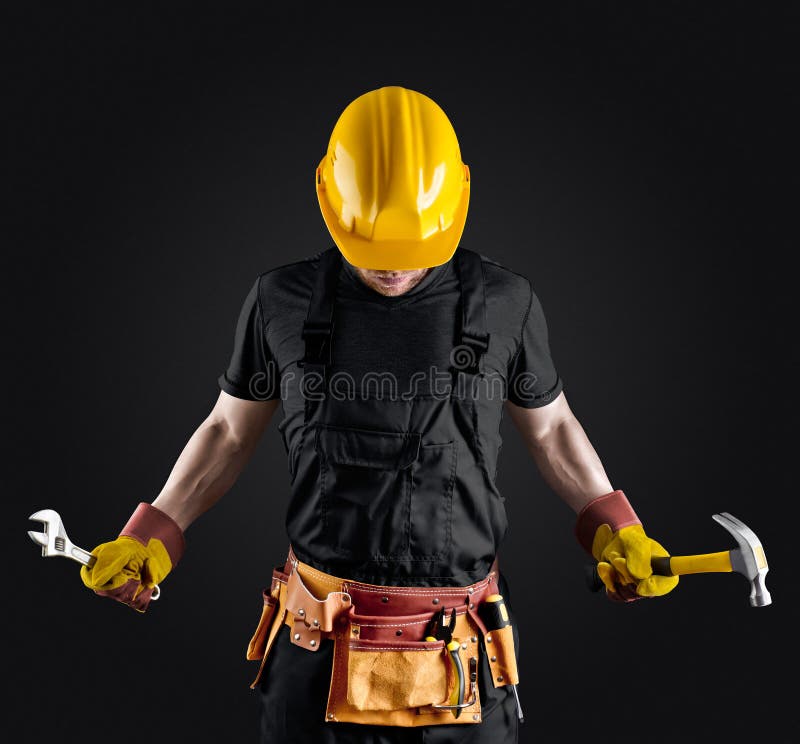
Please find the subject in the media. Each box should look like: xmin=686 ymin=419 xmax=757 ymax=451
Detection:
xmin=655 ymin=551 xmax=732 ymax=576
xmin=586 ymin=550 xmax=733 ymax=592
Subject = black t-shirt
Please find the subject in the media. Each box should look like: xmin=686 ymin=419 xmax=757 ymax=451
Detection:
xmin=218 ymin=249 xmax=563 ymax=465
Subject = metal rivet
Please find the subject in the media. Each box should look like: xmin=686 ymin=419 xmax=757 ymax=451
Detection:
xmin=432 ymin=598 xmax=440 ymax=604
xmin=491 ymin=655 xmax=497 ymax=662
xmin=461 ymin=642 xmax=467 ymax=649
xmin=298 ymin=608 xmax=305 ymax=617
xmin=381 ymin=596 xmax=389 ymax=603
xmin=313 ymin=619 xmax=320 ymax=627
xmin=497 ymin=675 xmax=504 ymax=682
xmin=293 ymin=633 xmax=300 ymax=640
xmin=467 ymin=587 xmax=474 ymax=594
xmin=486 ymin=635 xmax=492 ymax=643
xmin=310 ymin=639 xmax=316 ymax=647
xmin=469 ymin=603 xmax=474 ymax=610
xmin=396 ymin=629 xmax=403 ymax=636
xmin=470 ymin=636 xmax=477 ymax=643
xmin=352 ymin=627 xmax=359 ymax=634
xmin=342 ymin=596 xmax=349 ymax=603
xmin=473 ymin=714 xmax=479 ymax=721
xmin=327 ymin=713 xmax=335 ymax=720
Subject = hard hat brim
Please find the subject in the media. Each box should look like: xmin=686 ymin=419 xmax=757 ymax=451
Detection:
xmin=317 ymin=173 xmax=470 ymax=271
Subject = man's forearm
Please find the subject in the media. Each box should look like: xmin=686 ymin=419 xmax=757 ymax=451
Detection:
xmin=527 ymin=415 xmax=614 ymax=513
xmin=151 ymin=395 xmax=278 ymax=531
xmin=506 ymin=395 xmax=613 ymax=514
xmin=151 ymin=417 xmax=256 ymax=530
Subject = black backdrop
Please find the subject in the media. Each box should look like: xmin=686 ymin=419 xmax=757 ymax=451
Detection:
xmin=6 ymin=3 xmax=797 ymax=743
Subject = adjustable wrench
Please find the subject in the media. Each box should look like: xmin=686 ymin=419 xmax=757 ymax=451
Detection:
xmin=28 ymin=508 xmax=160 ymax=599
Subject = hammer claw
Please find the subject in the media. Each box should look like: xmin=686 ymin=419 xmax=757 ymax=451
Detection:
xmin=714 ymin=512 xmax=762 ymax=548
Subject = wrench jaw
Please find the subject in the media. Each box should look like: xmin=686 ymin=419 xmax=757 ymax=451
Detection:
xmin=27 ymin=530 xmax=50 ymax=557
xmin=28 ymin=510 xmax=73 ymax=559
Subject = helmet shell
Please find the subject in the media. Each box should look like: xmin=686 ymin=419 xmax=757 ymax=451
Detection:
xmin=317 ymin=86 xmax=470 ymax=270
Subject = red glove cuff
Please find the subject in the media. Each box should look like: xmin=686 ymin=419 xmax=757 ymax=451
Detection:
xmin=574 ymin=489 xmax=641 ymax=555
xmin=119 ymin=502 xmax=186 ymax=567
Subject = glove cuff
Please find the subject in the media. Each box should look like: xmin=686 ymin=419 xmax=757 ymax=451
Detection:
xmin=574 ymin=489 xmax=641 ymax=555
xmin=120 ymin=502 xmax=186 ymax=568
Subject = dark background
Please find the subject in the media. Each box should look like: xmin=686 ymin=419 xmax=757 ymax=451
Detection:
xmin=6 ymin=3 xmax=797 ymax=742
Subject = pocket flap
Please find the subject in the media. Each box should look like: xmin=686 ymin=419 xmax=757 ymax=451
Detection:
xmin=316 ymin=425 xmax=421 ymax=470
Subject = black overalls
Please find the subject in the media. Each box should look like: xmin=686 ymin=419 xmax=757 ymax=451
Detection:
xmin=258 ymin=248 xmax=522 ymax=743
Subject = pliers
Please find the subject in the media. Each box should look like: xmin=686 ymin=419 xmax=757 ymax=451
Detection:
xmin=425 ymin=607 xmax=465 ymax=718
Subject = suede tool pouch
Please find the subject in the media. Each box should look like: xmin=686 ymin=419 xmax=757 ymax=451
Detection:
xmin=347 ymin=637 xmax=450 ymax=710
xmin=247 ymin=566 xmax=289 ymax=688
xmin=324 ymin=608 xmax=482 ymax=726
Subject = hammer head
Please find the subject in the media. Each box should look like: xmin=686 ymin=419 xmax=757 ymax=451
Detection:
xmin=28 ymin=508 xmax=71 ymax=558
xmin=712 ymin=512 xmax=771 ymax=607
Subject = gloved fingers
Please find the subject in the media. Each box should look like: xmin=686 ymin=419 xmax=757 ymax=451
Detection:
xmin=83 ymin=556 xmax=145 ymax=591
xmin=619 ymin=533 xmax=653 ymax=580
xmin=596 ymin=561 xmax=624 ymax=595
xmin=636 ymin=574 xmax=679 ymax=597
xmin=129 ymin=585 xmax=155 ymax=613
xmin=94 ymin=579 xmax=155 ymax=612
xmin=646 ymin=537 xmax=672 ymax=560
xmin=607 ymin=583 xmax=642 ymax=603
xmin=141 ymin=556 xmax=167 ymax=588
xmin=591 ymin=524 xmax=615 ymax=562
xmin=95 ymin=578 xmax=143 ymax=605
xmin=611 ymin=556 xmax=636 ymax=585
xmin=597 ymin=563 xmax=640 ymax=602
xmin=80 ymin=544 xmax=144 ymax=590
xmin=603 ymin=524 xmax=650 ymax=579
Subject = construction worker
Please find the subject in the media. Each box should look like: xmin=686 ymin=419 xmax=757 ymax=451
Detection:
xmin=80 ymin=86 xmax=678 ymax=743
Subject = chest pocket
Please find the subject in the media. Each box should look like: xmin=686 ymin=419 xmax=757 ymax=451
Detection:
xmin=315 ymin=425 xmax=455 ymax=562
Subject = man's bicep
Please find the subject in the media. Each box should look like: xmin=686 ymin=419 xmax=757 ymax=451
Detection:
xmin=213 ymin=391 xmax=280 ymax=445
xmin=505 ymin=391 xmax=569 ymax=443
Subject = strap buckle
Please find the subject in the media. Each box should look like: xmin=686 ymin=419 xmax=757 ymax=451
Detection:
xmin=454 ymin=331 xmax=490 ymax=375
xmin=461 ymin=331 xmax=490 ymax=354
xmin=300 ymin=320 xmax=333 ymax=367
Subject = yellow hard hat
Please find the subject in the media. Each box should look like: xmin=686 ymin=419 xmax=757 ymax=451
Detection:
xmin=316 ymin=86 xmax=470 ymax=270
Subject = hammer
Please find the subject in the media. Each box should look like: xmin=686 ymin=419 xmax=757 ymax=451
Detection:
xmin=586 ymin=512 xmax=771 ymax=607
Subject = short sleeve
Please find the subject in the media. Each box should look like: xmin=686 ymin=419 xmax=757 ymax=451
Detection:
xmin=217 ymin=276 xmax=279 ymax=401
xmin=506 ymin=283 xmax=563 ymax=408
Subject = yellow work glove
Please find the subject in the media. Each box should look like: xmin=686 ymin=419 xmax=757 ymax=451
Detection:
xmin=80 ymin=503 xmax=185 ymax=612
xmin=575 ymin=489 xmax=678 ymax=603
xmin=592 ymin=523 xmax=679 ymax=600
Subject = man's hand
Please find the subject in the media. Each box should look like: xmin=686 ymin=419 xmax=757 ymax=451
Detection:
xmin=80 ymin=503 xmax=185 ymax=612
xmin=592 ymin=523 xmax=679 ymax=602
xmin=574 ymin=489 xmax=679 ymax=603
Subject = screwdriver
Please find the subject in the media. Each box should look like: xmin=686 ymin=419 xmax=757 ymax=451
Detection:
xmin=478 ymin=593 xmax=525 ymax=723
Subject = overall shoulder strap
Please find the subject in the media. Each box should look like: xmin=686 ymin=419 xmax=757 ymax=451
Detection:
xmin=455 ymin=248 xmax=490 ymax=375
xmin=301 ymin=248 xmax=342 ymax=378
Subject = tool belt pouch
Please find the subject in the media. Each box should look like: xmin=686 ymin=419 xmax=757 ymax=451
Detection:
xmin=481 ymin=624 xmax=519 ymax=687
xmin=467 ymin=599 xmax=520 ymax=688
xmin=325 ymin=608 xmax=483 ymax=727
xmin=246 ymin=565 xmax=289 ymax=688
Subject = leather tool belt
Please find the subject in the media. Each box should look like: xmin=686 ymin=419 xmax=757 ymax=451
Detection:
xmin=245 ymin=546 xmax=520 ymax=727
